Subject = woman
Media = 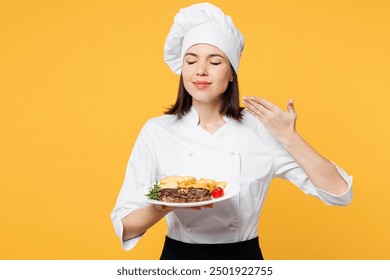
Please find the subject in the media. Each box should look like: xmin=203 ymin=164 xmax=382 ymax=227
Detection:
xmin=111 ymin=3 xmax=353 ymax=260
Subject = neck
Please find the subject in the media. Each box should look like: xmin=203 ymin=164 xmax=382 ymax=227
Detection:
xmin=193 ymin=102 xmax=226 ymax=133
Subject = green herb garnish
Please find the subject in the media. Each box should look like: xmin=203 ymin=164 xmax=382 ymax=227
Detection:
xmin=146 ymin=181 xmax=161 ymax=200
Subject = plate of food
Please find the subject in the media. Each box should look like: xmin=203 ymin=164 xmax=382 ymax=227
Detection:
xmin=144 ymin=175 xmax=240 ymax=207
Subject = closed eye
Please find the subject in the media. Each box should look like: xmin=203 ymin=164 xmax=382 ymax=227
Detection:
xmin=210 ymin=62 xmax=221 ymax=65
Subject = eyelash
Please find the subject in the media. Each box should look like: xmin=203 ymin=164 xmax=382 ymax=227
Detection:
xmin=186 ymin=61 xmax=221 ymax=65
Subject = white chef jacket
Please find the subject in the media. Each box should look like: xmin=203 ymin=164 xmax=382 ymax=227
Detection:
xmin=111 ymin=107 xmax=353 ymax=251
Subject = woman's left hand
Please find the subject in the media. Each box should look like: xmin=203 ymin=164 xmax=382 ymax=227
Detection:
xmin=242 ymin=96 xmax=298 ymax=145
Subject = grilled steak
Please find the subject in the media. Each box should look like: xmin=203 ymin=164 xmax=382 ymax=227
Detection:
xmin=158 ymin=188 xmax=212 ymax=203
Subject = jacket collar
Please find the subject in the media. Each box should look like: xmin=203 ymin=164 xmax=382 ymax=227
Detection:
xmin=182 ymin=106 xmax=230 ymax=126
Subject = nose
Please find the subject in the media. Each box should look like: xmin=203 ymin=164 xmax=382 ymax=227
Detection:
xmin=196 ymin=61 xmax=208 ymax=76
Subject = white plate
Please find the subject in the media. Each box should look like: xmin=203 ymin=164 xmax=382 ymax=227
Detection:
xmin=143 ymin=184 xmax=240 ymax=208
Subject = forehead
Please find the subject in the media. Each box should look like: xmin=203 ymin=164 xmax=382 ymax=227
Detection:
xmin=184 ymin=44 xmax=228 ymax=58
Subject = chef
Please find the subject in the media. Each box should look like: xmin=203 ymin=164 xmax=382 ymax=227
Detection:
xmin=111 ymin=3 xmax=353 ymax=260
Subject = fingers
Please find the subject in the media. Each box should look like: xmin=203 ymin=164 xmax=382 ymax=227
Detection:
xmin=188 ymin=203 xmax=214 ymax=210
xmin=253 ymin=96 xmax=278 ymax=111
xmin=202 ymin=203 xmax=214 ymax=208
xmin=243 ymin=96 xmax=278 ymax=112
xmin=287 ymin=99 xmax=295 ymax=113
xmin=154 ymin=204 xmax=172 ymax=211
xmin=154 ymin=204 xmax=163 ymax=210
xmin=155 ymin=203 xmax=214 ymax=211
xmin=242 ymin=96 xmax=267 ymax=118
xmin=243 ymin=96 xmax=296 ymax=115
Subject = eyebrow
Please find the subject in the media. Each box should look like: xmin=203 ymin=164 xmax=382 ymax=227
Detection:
xmin=184 ymin=53 xmax=224 ymax=58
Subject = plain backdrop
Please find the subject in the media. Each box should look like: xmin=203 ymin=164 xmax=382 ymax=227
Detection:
xmin=1 ymin=0 xmax=389 ymax=259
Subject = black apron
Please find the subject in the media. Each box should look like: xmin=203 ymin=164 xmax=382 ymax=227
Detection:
xmin=160 ymin=236 xmax=264 ymax=260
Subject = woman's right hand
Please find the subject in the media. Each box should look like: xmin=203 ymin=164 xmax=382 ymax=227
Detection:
xmin=154 ymin=203 xmax=214 ymax=211
xmin=122 ymin=203 xmax=214 ymax=241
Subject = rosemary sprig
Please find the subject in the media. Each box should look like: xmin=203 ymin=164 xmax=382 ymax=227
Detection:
xmin=146 ymin=181 xmax=161 ymax=200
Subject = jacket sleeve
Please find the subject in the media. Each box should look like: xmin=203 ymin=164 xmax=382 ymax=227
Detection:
xmin=272 ymin=141 xmax=353 ymax=206
xmin=111 ymin=121 xmax=158 ymax=250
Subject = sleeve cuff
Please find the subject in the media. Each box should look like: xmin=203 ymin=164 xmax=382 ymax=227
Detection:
xmin=113 ymin=209 xmax=144 ymax=251
xmin=122 ymin=235 xmax=143 ymax=251
xmin=314 ymin=163 xmax=353 ymax=206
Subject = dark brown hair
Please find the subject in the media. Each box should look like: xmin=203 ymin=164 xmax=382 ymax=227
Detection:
xmin=164 ymin=71 xmax=244 ymax=120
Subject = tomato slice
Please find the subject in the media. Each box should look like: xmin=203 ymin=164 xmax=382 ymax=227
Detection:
xmin=211 ymin=187 xmax=224 ymax=198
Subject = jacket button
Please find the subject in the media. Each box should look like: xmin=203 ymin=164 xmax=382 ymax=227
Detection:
xmin=229 ymin=151 xmax=235 ymax=155
xmin=187 ymin=151 xmax=193 ymax=156
xmin=186 ymin=226 xmax=192 ymax=232
xmin=228 ymin=225 xmax=235 ymax=231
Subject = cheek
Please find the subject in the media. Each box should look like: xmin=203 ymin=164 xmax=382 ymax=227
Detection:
xmin=182 ymin=74 xmax=191 ymax=85
xmin=182 ymin=80 xmax=195 ymax=97
xmin=215 ymin=73 xmax=231 ymax=90
xmin=217 ymin=81 xmax=230 ymax=94
xmin=181 ymin=67 xmax=192 ymax=82
xmin=218 ymin=67 xmax=232 ymax=83
xmin=181 ymin=68 xmax=192 ymax=90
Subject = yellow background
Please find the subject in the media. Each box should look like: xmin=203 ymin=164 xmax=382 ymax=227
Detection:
xmin=1 ymin=0 xmax=389 ymax=259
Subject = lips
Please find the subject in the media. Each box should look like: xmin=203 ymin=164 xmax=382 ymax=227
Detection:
xmin=193 ymin=81 xmax=212 ymax=89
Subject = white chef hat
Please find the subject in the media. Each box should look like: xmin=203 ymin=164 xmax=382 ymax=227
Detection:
xmin=164 ymin=3 xmax=245 ymax=75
